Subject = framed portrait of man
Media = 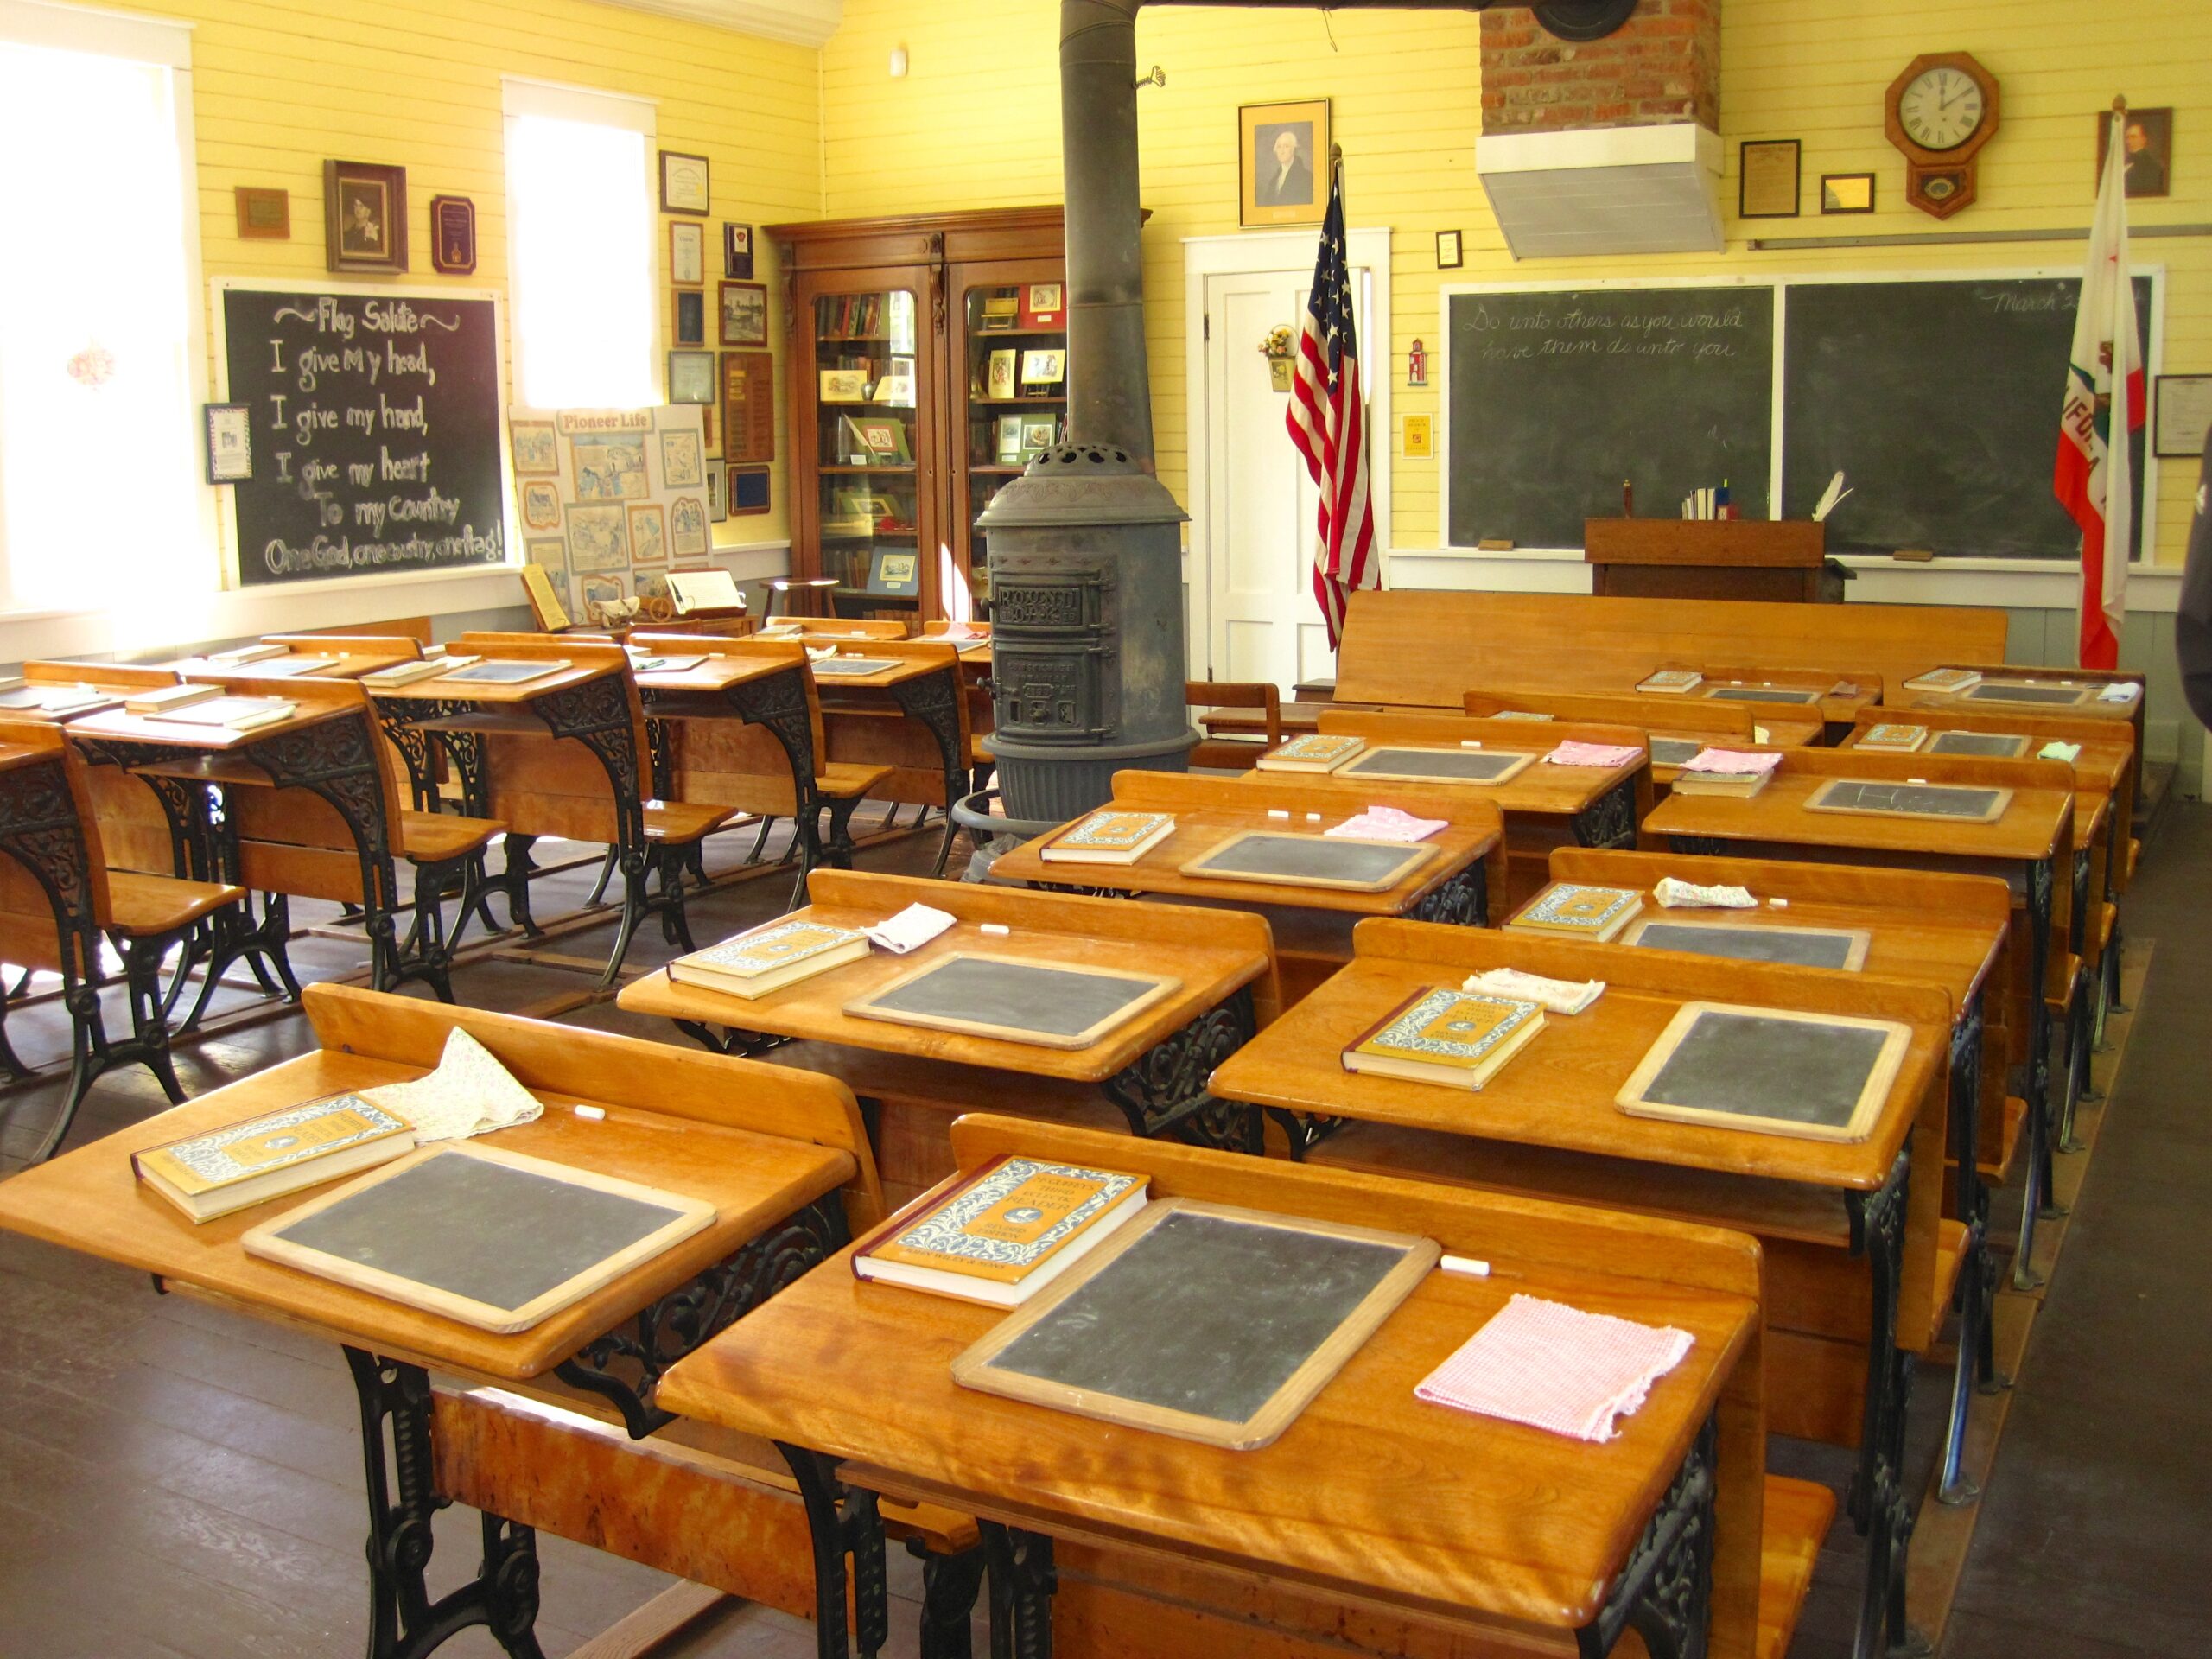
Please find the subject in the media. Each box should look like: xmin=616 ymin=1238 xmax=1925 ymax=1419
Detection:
xmin=323 ymin=160 xmax=408 ymax=274
xmin=1239 ymin=99 xmax=1330 ymax=228
xmin=2097 ymin=106 xmax=2173 ymax=199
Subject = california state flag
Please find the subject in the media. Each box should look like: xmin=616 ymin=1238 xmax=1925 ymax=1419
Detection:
xmin=2056 ymin=111 xmax=2145 ymax=670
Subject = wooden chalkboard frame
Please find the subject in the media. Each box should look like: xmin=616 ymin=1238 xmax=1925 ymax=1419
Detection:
xmin=212 ymin=276 xmax=513 ymax=592
xmin=1960 ymin=680 xmax=2095 ymax=708
xmin=241 ymin=1142 xmax=715 ymax=1332
xmin=1337 ymin=745 xmax=1536 ymax=786
xmin=1622 ymin=915 xmax=1872 ymax=971
xmin=1179 ymin=831 xmax=1439 ymax=893
xmin=1615 ymin=1001 xmax=1909 ymax=1143
xmin=1804 ymin=776 xmax=2012 ymax=824
xmin=951 ymin=1198 xmax=1440 ymax=1449
xmin=843 ymin=951 xmax=1182 ymax=1050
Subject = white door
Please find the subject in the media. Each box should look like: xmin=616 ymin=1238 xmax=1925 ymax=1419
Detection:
xmin=1193 ymin=241 xmax=1382 ymax=691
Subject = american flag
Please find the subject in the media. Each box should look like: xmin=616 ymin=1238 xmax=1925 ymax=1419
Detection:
xmin=1287 ymin=155 xmax=1376 ymax=650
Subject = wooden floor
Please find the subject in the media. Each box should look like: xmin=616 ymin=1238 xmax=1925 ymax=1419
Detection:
xmin=0 ymin=802 xmax=2202 ymax=1658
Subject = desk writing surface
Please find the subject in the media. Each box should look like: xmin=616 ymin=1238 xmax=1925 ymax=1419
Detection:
xmin=364 ymin=659 xmax=613 ymax=704
xmin=631 ymin=656 xmax=779 ymax=695
xmin=1627 ymin=917 xmax=1867 ymax=970
xmin=1256 ymin=748 xmax=1637 ymax=818
xmin=181 ymin=648 xmax=418 ymax=683
xmin=1644 ymin=772 xmax=2069 ymax=865
xmin=66 ymin=701 xmax=356 ymax=753
xmin=0 ymin=1048 xmax=853 ymax=1381
xmin=658 ymin=1230 xmax=1753 ymax=1632
xmin=807 ymin=657 xmax=937 ymax=690
xmin=1207 ymin=954 xmax=1936 ymax=1192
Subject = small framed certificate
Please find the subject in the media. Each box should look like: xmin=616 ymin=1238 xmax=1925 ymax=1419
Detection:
xmin=204 ymin=403 xmax=252 ymax=483
xmin=2153 ymin=373 xmax=2212 ymax=458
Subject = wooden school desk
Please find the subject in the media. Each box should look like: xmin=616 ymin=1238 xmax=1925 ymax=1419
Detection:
xmin=989 ymin=769 xmax=1504 ymax=1007
xmin=798 ymin=638 xmax=975 ymax=876
xmin=1313 ymin=709 xmax=1652 ymax=904
xmin=0 ymin=985 xmax=874 ymax=1659
xmin=1643 ymin=747 xmax=2075 ymax=1282
xmin=619 ymin=869 xmax=1280 ymax=1202
xmin=1541 ymin=846 xmax=2016 ymax=1506
xmin=13 ymin=661 xmax=188 ymax=880
xmin=658 ymin=1113 xmax=1800 ymax=1659
xmin=166 ymin=635 xmax=424 ymax=683
xmin=1209 ymin=922 xmax=1953 ymax=1659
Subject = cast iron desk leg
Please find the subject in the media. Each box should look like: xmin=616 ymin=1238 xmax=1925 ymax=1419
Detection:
xmin=1844 ymin=1148 xmax=1924 ymax=1659
xmin=780 ymin=1443 xmax=888 ymax=1659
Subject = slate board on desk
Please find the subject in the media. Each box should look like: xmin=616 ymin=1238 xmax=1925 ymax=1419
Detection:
xmin=1616 ymin=1002 xmax=1909 ymax=1142
xmin=1181 ymin=831 xmax=1438 ymax=893
xmin=241 ymin=1144 xmax=715 ymax=1332
xmin=217 ymin=284 xmax=506 ymax=588
xmin=953 ymin=1198 xmax=1439 ymax=1449
xmin=810 ymin=657 xmax=902 ymax=677
xmin=1650 ymin=737 xmax=1704 ymax=767
xmin=843 ymin=951 xmax=1180 ymax=1050
xmin=1805 ymin=778 xmax=2012 ymax=823
xmin=1625 ymin=916 xmax=1871 ymax=971
xmin=1338 ymin=746 xmax=1535 ymax=785
xmin=1928 ymin=732 xmax=2030 ymax=759
xmin=1961 ymin=682 xmax=2093 ymax=708
xmin=1707 ymin=686 xmax=1821 ymax=705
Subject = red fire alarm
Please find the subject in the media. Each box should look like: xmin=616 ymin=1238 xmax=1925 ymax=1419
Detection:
xmin=1407 ymin=339 xmax=1427 ymax=388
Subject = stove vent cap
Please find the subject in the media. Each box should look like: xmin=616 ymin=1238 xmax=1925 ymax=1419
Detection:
xmin=976 ymin=442 xmax=1189 ymax=531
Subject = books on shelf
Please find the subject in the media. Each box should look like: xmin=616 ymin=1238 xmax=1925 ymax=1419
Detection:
xmin=1903 ymin=667 xmax=1983 ymax=694
xmin=852 ymin=1154 xmax=1150 ymax=1306
xmin=131 ymin=1092 xmax=416 ymax=1223
xmin=1508 ymin=883 xmax=1644 ymax=942
xmin=1342 ymin=987 xmax=1546 ymax=1092
xmin=1255 ymin=733 xmax=1365 ymax=774
xmin=667 ymin=918 xmax=870 ymax=1000
xmin=361 ymin=658 xmax=448 ymax=688
xmin=124 ymin=683 xmax=220 ymax=715
xmin=1637 ymin=669 xmax=1704 ymax=695
xmin=146 ymin=695 xmax=297 ymax=732
xmin=443 ymin=659 xmax=569 ymax=686
xmin=1039 ymin=810 xmax=1175 ymax=866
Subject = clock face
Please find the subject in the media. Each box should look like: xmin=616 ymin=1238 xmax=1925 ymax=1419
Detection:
xmin=1899 ymin=66 xmax=1986 ymax=151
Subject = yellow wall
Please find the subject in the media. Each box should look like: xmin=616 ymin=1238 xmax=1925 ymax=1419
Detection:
xmin=823 ymin=0 xmax=2210 ymax=563
xmin=144 ymin=0 xmax=818 ymax=553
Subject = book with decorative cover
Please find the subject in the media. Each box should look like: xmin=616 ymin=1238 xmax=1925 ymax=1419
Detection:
xmin=1637 ymin=669 xmax=1704 ymax=695
xmin=1039 ymin=810 xmax=1175 ymax=866
xmin=1341 ymin=987 xmax=1546 ymax=1092
xmin=667 ymin=918 xmax=870 ymax=1000
xmin=131 ymin=1092 xmax=416 ymax=1223
xmin=1255 ymin=733 xmax=1365 ymax=773
xmin=1856 ymin=723 xmax=1928 ymax=753
xmin=1903 ymin=667 xmax=1983 ymax=694
xmin=852 ymin=1154 xmax=1151 ymax=1306
xmin=1507 ymin=883 xmax=1644 ymax=943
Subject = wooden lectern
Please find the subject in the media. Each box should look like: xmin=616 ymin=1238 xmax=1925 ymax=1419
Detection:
xmin=1583 ymin=518 xmax=1837 ymax=603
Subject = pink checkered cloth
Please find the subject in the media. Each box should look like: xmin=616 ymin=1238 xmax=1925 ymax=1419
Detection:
xmin=1326 ymin=805 xmax=1447 ymax=843
xmin=1415 ymin=1294 xmax=1694 ymax=1443
xmin=1545 ymin=740 xmax=1643 ymax=769
xmin=1681 ymin=747 xmax=1781 ymax=775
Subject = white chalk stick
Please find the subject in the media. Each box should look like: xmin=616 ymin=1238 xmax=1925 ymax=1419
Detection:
xmin=1439 ymin=1255 xmax=1491 ymax=1277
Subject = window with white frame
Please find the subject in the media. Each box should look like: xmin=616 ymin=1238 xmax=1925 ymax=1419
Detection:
xmin=0 ymin=1 xmax=203 ymax=615
xmin=503 ymin=79 xmax=657 ymax=410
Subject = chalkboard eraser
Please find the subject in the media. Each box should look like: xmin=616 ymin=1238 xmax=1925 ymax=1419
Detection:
xmin=1893 ymin=548 xmax=1936 ymax=563
xmin=1477 ymin=537 xmax=1515 ymax=552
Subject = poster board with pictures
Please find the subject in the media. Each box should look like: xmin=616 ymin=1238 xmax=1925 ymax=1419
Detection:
xmin=507 ymin=405 xmax=716 ymax=622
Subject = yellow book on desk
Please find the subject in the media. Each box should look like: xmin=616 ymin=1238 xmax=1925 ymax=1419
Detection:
xmin=667 ymin=918 xmax=870 ymax=1000
xmin=1255 ymin=733 xmax=1365 ymax=773
xmin=1342 ymin=987 xmax=1545 ymax=1092
xmin=1039 ymin=810 xmax=1175 ymax=866
xmin=852 ymin=1154 xmax=1150 ymax=1306
xmin=131 ymin=1092 xmax=416 ymax=1223
xmin=1508 ymin=883 xmax=1643 ymax=942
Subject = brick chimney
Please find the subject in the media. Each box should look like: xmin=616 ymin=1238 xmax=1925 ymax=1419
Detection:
xmin=1480 ymin=0 xmax=1719 ymax=136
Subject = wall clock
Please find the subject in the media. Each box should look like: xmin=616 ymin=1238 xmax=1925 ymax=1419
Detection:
xmin=1885 ymin=53 xmax=2000 ymax=219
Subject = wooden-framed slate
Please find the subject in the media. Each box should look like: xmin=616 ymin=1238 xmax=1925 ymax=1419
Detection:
xmin=1926 ymin=731 xmax=2030 ymax=759
xmin=1804 ymin=777 xmax=2012 ymax=823
xmin=1180 ymin=831 xmax=1437 ymax=893
xmin=1337 ymin=745 xmax=1535 ymax=786
xmin=241 ymin=1143 xmax=715 ymax=1332
xmin=810 ymin=656 xmax=903 ymax=677
xmin=952 ymin=1198 xmax=1439 ymax=1449
xmin=1649 ymin=736 xmax=1705 ymax=767
xmin=1960 ymin=681 xmax=2094 ymax=708
xmin=843 ymin=951 xmax=1181 ymax=1050
xmin=1624 ymin=916 xmax=1872 ymax=971
xmin=1707 ymin=685 xmax=1821 ymax=705
xmin=1615 ymin=1001 xmax=1910 ymax=1142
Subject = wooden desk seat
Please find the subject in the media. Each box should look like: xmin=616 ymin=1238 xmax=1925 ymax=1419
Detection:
xmin=22 ymin=659 xmax=183 ymax=877
xmin=799 ymin=637 xmax=975 ymax=876
xmin=1186 ymin=678 xmax=1284 ymax=768
xmin=0 ymin=721 xmax=248 ymax=1161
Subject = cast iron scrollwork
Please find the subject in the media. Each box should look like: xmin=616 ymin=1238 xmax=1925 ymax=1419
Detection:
xmin=1665 ymin=834 xmax=1733 ymax=859
xmin=1102 ymin=985 xmax=1259 ymax=1152
xmin=1844 ymin=1147 xmax=1922 ymax=1659
xmin=1580 ymin=1414 xmax=1716 ymax=1659
xmin=1573 ymin=778 xmax=1638 ymax=849
xmin=1407 ymin=864 xmax=1489 ymax=927
xmin=781 ymin=1443 xmax=889 ymax=1659
xmin=981 ymin=1522 xmax=1056 ymax=1659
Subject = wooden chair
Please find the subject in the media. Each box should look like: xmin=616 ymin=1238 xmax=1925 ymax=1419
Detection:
xmin=0 ymin=719 xmax=245 ymax=1162
xmin=762 ymin=575 xmax=842 ymax=621
xmin=1185 ymin=679 xmax=1282 ymax=769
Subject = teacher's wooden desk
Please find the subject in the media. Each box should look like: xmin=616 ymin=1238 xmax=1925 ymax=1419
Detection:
xmin=659 ymin=1113 xmax=1797 ymax=1659
xmin=1209 ymin=922 xmax=1950 ymax=1659
xmin=1541 ymin=846 xmax=2015 ymax=1507
xmin=0 ymin=984 xmax=873 ymax=1659
xmin=619 ymin=869 xmax=1279 ymax=1205
xmin=989 ymin=769 xmax=1504 ymax=1007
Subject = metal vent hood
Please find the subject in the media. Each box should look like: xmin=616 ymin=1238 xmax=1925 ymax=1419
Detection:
xmin=1477 ymin=122 xmax=1725 ymax=258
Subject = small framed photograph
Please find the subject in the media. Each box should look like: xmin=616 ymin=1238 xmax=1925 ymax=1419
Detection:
xmin=2098 ymin=107 xmax=2173 ymax=199
xmin=723 ymin=222 xmax=753 ymax=279
xmin=234 ymin=187 xmax=289 ymax=240
xmin=673 ymin=289 xmax=706 ymax=347
xmin=2154 ymin=374 xmax=2212 ymax=458
xmin=429 ymin=195 xmax=476 ymax=273
xmin=667 ymin=349 xmax=716 ymax=404
xmin=705 ymin=461 xmax=728 ymax=523
xmin=1240 ymin=98 xmax=1331 ymax=229
xmin=1738 ymin=140 xmax=1801 ymax=219
xmin=324 ymin=159 xmax=408 ymax=273
xmin=204 ymin=404 xmax=251 ymax=484
xmin=1018 ymin=283 xmax=1065 ymax=328
xmin=996 ymin=414 xmax=1025 ymax=464
xmin=1020 ymin=349 xmax=1065 ymax=387
xmin=1020 ymin=416 xmax=1058 ymax=458
xmin=659 ymin=150 xmax=709 ymax=214
xmin=1435 ymin=229 xmax=1463 ymax=269
xmin=719 ymin=280 xmax=768 ymax=346
xmin=1820 ymin=172 xmax=1876 ymax=214
xmin=668 ymin=220 xmax=704 ymax=288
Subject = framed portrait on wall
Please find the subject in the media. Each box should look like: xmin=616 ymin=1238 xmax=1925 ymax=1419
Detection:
xmin=719 ymin=280 xmax=768 ymax=346
xmin=2097 ymin=106 xmax=2173 ymax=199
xmin=323 ymin=160 xmax=408 ymax=273
xmin=1239 ymin=99 xmax=1330 ymax=229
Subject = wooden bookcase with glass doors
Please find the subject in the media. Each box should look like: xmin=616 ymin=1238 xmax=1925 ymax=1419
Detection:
xmin=767 ymin=207 xmax=1073 ymax=624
